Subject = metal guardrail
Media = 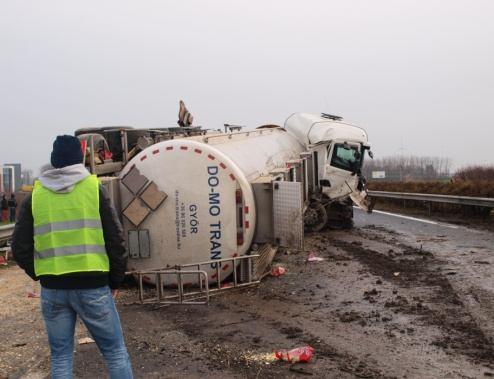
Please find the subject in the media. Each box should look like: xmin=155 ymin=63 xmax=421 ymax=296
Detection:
xmin=368 ymin=191 xmax=494 ymax=208
xmin=0 ymin=224 xmax=15 ymax=245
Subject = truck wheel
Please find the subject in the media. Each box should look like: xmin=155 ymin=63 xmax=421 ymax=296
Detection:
xmin=326 ymin=201 xmax=354 ymax=230
xmin=304 ymin=201 xmax=328 ymax=232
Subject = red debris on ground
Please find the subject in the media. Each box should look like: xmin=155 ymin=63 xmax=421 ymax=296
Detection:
xmin=270 ymin=266 xmax=286 ymax=277
xmin=275 ymin=345 xmax=315 ymax=363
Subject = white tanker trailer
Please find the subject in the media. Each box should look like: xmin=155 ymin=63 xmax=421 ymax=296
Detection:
xmin=76 ymin=112 xmax=372 ymax=286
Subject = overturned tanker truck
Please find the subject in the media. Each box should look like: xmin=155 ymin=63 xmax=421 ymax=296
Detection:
xmin=76 ymin=112 xmax=373 ymax=288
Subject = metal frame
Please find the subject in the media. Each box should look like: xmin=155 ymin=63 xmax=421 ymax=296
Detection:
xmin=133 ymin=269 xmax=210 ymax=305
xmin=126 ymin=254 xmax=261 ymax=306
xmin=368 ymin=191 xmax=494 ymax=208
xmin=0 ymin=224 xmax=14 ymax=246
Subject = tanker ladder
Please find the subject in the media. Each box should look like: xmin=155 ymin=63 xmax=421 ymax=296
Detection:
xmin=126 ymin=253 xmax=262 ymax=307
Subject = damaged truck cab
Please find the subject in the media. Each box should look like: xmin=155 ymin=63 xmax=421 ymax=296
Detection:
xmin=285 ymin=113 xmax=372 ymax=231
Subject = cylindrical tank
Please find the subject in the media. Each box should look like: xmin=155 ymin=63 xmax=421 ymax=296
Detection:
xmin=120 ymin=127 xmax=304 ymax=284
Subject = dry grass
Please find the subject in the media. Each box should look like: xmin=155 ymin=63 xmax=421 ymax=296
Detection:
xmin=453 ymin=165 xmax=494 ymax=182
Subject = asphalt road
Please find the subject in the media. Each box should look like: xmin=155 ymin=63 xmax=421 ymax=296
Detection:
xmin=355 ymin=207 xmax=494 ymax=344
xmin=355 ymin=208 xmax=494 ymax=255
xmin=4 ymin=208 xmax=494 ymax=378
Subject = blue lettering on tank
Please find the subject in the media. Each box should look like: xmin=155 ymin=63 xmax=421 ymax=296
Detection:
xmin=207 ymin=167 xmax=222 ymax=268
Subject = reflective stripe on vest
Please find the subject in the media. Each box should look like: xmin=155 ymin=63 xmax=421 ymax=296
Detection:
xmin=34 ymin=219 xmax=103 ymax=235
xmin=32 ymin=175 xmax=109 ymax=276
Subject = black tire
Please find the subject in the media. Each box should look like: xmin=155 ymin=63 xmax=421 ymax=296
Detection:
xmin=304 ymin=201 xmax=328 ymax=232
xmin=326 ymin=200 xmax=354 ymax=230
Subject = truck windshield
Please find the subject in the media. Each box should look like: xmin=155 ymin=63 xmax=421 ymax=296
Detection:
xmin=330 ymin=144 xmax=360 ymax=172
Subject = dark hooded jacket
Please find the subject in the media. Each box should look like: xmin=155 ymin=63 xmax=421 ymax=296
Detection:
xmin=12 ymin=164 xmax=127 ymax=289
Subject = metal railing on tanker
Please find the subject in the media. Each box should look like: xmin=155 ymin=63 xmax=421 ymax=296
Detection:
xmin=125 ymin=254 xmax=261 ymax=307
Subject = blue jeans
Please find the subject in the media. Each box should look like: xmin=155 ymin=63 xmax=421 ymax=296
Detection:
xmin=41 ymin=286 xmax=133 ymax=379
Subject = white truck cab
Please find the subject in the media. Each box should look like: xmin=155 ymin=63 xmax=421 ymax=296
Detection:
xmin=285 ymin=113 xmax=372 ymax=230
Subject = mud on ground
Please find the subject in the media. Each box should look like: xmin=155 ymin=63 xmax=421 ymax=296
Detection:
xmin=2 ymin=224 xmax=494 ymax=378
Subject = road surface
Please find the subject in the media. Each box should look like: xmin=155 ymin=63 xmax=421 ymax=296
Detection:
xmin=2 ymin=209 xmax=493 ymax=378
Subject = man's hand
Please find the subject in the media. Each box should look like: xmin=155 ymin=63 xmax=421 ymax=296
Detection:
xmin=111 ymin=289 xmax=119 ymax=298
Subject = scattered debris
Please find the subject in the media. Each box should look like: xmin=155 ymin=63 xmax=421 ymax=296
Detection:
xmin=275 ymin=345 xmax=314 ymax=363
xmin=363 ymin=288 xmax=379 ymax=303
xmin=339 ymin=311 xmax=362 ymax=323
xmin=364 ymin=288 xmax=378 ymax=297
xmin=393 ymin=272 xmax=400 ymax=277
xmin=271 ymin=266 xmax=286 ymax=277
xmin=474 ymin=261 xmax=490 ymax=265
xmin=241 ymin=351 xmax=277 ymax=364
xmin=78 ymin=337 xmax=95 ymax=345
xmin=26 ymin=291 xmax=39 ymax=298
xmin=0 ymin=255 xmax=7 ymax=266
xmin=307 ymin=252 xmax=325 ymax=262
xmin=384 ymin=296 xmax=409 ymax=308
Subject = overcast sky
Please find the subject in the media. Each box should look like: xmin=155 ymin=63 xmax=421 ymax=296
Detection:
xmin=1 ymin=0 xmax=493 ymax=173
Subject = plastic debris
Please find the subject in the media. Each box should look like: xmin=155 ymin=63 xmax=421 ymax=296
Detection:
xmin=0 ymin=256 xmax=7 ymax=266
xmin=271 ymin=266 xmax=286 ymax=277
xmin=78 ymin=337 xmax=95 ymax=345
xmin=307 ymin=252 xmax=325 ymax=262
xmin=393 ymin=272 xmax=400 ymax=277
xmin=275 ymin=345 xmax=314 ymax=363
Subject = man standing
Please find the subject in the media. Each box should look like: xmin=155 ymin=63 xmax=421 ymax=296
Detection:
xmin=8 ymin=193 xmax=17 ymax=222
xmin=1 ymin=194 xmax=7 ymax=222
xmin=12 ymin=135 xmax=133 ymax=379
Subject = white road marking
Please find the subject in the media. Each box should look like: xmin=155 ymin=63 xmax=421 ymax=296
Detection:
xmin=356 ymin=208 xmax=459 ymax=229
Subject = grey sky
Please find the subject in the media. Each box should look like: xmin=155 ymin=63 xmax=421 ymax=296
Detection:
xmin=1 ymin=0 xmax=493 ymax=173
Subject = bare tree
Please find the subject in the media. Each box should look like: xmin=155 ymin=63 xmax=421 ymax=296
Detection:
xmin=363 ymin=155 xmax=452 ymax=181
xmin=453 ymin=165 xmax=494 ymax=182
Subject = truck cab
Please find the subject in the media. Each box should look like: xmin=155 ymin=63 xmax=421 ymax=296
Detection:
xmin=284 ymin=113 xmax=372 ymax=230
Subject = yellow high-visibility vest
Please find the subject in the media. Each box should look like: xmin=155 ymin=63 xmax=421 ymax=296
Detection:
xmin=32 ymin=175 xmax=109 ymax=276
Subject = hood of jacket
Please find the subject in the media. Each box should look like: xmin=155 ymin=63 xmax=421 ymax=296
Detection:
xmin=38 ymin=164 xmax=90 ymax=193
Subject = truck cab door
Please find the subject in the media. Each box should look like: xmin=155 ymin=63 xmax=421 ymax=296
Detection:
xmin=322 ymin=142 xmax=360 ymax=200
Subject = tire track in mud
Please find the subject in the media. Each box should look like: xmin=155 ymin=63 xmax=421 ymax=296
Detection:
xmin=329 ymin=235 xmax=494 ymax=367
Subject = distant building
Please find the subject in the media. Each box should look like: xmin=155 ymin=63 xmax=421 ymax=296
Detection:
xmin=2 ymin=163 xmax=22 ymax=193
